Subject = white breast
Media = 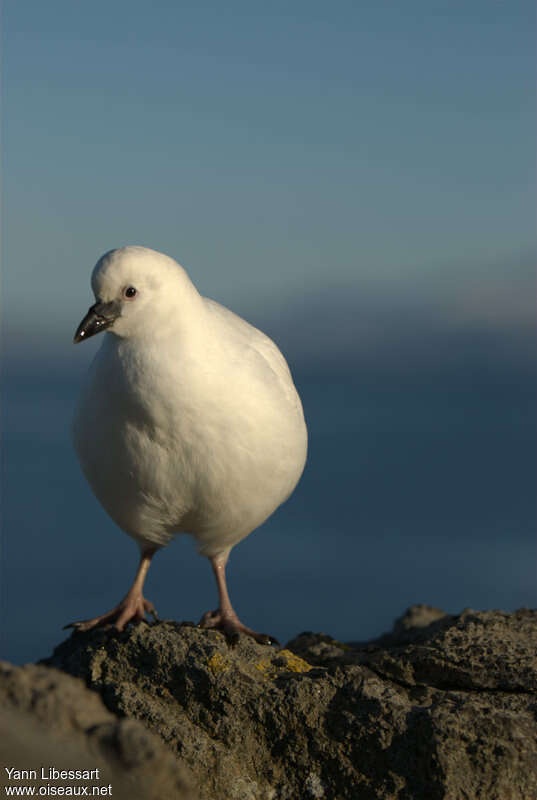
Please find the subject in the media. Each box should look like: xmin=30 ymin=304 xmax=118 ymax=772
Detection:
xmin=72 ymin=301 xmax=307 ymax=558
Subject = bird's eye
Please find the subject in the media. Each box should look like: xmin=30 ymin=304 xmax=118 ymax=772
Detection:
xmin=124 ymin=286 xmax=137 ymax=299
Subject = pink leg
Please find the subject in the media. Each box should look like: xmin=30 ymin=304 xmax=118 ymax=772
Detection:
xmin=64 ymin=549 xmax=159 ymax=633
xmin=198 ymin=555 xmax=278 ymax=646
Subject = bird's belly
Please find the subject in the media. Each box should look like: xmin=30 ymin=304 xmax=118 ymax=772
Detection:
xmin=187 ymin=417 xmax=306 ymax=556
xmin=73 ymin=389 xmax=306 ymax=554
xmin=73 ymin=414 xmax=191 ymax=547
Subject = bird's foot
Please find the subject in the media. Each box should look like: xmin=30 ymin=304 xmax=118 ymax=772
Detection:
xmin=64 ymin=594 xmax=158 ymax=633
xmin=198 ymin=609 xmax=279 ymax=647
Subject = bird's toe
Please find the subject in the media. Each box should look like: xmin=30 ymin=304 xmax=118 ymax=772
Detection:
xmin=221 ymin=623 xmax=241 ymax=647
xmin=143 ymin=599 xmax=159 ymax=621
xmin=63 ymin=621 xmax=84 ymax=632
xmin=63 ymin=610 xmax=116 ymax=632
xmin=198 ymin=610 xmax=222 ymax=629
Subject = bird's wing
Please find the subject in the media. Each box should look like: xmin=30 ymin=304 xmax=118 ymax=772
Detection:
xmin=203 ymin=298 xmax=294 ymax=387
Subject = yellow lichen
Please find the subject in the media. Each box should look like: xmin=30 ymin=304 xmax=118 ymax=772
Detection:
xmin=254 ymin=650 xmax=312 ymax=678
xmin=277 ymin=650 xmax=312 ymax=673
xmin=207 ymin=651 xmax=230 ymax=675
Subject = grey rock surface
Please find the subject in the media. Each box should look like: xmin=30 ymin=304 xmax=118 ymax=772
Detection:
xmin=0 ymin=661 xmax=194 ymax=799
xmin=41 ymin=606 xmax=537 ymax=800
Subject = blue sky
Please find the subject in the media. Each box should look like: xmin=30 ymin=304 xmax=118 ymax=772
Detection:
xmin=2 ymin=0 xmax=535 ymax=363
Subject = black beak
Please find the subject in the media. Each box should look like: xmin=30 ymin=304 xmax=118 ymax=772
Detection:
xmin=74 ymin=300 xmax=121 ymax=343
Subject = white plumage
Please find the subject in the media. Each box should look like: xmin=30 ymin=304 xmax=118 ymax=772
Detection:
xmin=68 ymin=246 xmax=307 ymax=644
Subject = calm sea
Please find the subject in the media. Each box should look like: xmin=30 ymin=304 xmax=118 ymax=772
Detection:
xmin=2 ymin=354 xmax=535 ymax=664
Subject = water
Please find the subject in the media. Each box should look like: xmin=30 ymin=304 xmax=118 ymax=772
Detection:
xmin=2 ymin=355 xmax=535 ymax=664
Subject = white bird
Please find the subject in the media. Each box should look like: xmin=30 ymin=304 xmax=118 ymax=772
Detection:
xmin=67 ymin=246 xmax=307 ymax=644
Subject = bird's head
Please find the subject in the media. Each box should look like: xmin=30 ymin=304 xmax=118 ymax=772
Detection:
xmin=74 ymin=246 xmax=198 ymax=343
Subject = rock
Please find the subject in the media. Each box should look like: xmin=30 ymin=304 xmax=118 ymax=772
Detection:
xmin=41 ymin=606 xmax=537 ymax=800
xmin=0 ymin=661 xmax=194 ymax=799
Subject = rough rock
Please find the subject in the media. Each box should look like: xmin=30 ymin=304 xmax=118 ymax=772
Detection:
xmin=0 ymin=661 xmax=194 ymax=799
xmin=41 ymin=605 xmax=537 ymax=800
